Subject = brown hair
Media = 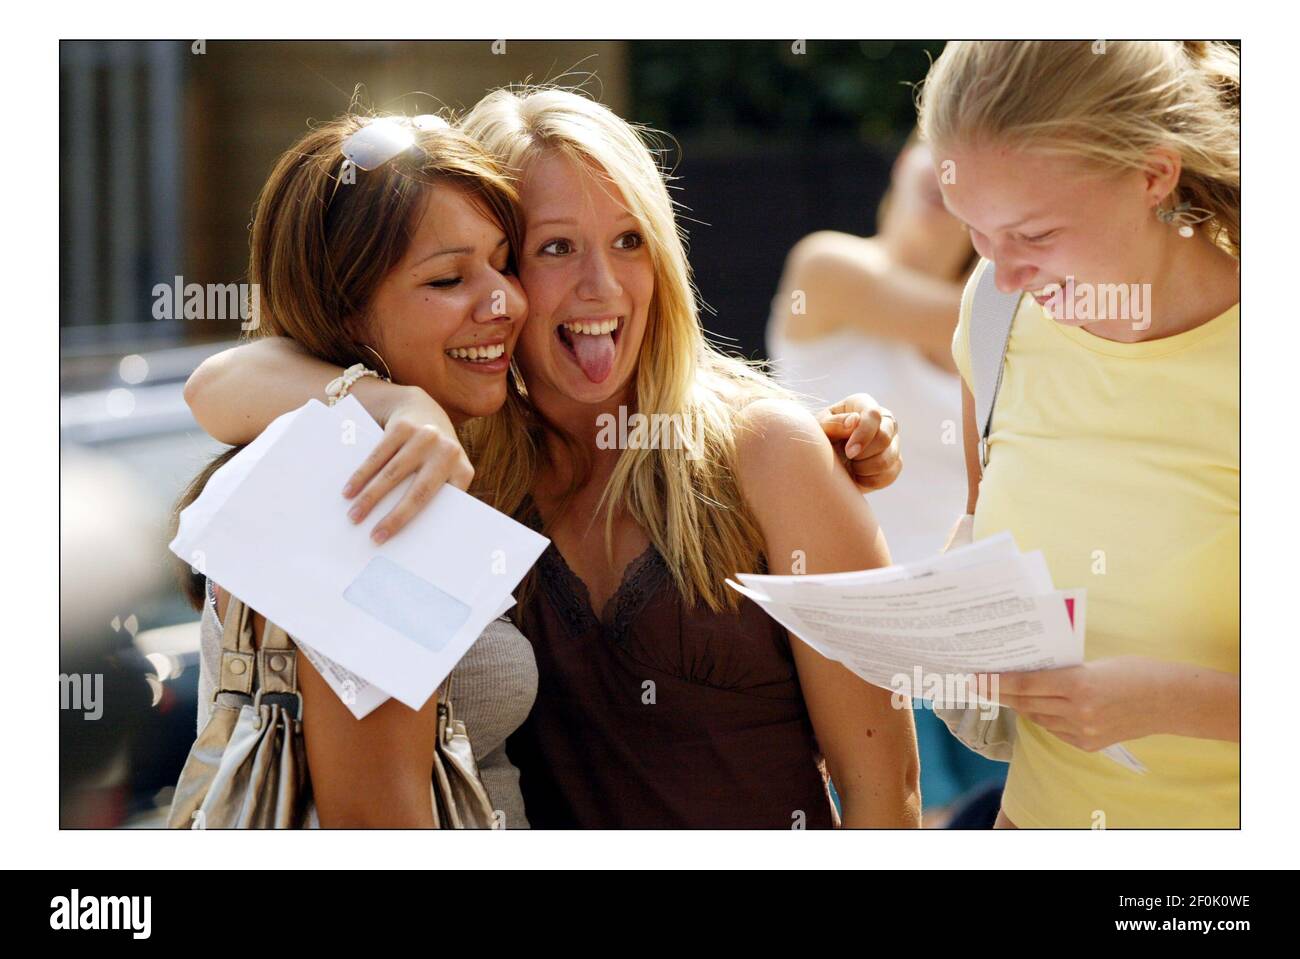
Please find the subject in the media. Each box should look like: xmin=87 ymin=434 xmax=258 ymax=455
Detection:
xmin=171 ymin=112 xmax=522 ymax=609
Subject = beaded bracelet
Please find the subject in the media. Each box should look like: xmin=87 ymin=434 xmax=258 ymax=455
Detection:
xmin=325 ymin=363 xmax=387 ymax=407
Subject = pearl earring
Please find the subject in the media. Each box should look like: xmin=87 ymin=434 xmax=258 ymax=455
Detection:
xmin=1156 ymin=198 xmax=1214 ymax=238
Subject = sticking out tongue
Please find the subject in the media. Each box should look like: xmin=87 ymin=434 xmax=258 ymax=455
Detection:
xmin=569 ymin=330 xmax=616 ymax=384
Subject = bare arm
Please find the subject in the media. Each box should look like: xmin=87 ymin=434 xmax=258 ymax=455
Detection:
xmin=184 ymin=337 xmax=411 ymax=446
xmin=1167 ymin=665 xmax=1239 ymax=742
xmin=774 ymin=231 xmax=961 ymax=369
xmin=735 ymin=399 xmax=921 ymax=828
xmin=185 ymin=336 xmax=473 ymax=543
xmin=214 ymin=586 xmax=439 ymax=827
xmin=993 ymin=656 xmax=1239 ymax=751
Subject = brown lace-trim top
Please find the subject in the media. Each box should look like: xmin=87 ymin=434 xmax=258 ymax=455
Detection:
xmin=507 ymin=506 xmax=835 ymax=828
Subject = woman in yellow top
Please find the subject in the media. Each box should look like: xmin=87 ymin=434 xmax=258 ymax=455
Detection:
xmin=918 ymin=40 xmax=1240 ymax=827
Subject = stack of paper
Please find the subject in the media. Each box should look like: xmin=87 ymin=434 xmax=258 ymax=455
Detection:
xmin=170 ymin=396 xmax=549 ymax=719
xmin=727 ymin=532 xmax=1146 ymax=772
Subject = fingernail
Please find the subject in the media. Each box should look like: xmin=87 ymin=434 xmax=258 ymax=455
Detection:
xmin=342 ymin=481 xmax=355 ymax=497
xmin=845 ymin=412 xmax=860 ymax=428
xmin=371 ymin=528 xmax=388 ymax=544
xmin=845 ymin=443 xmax=860 ymax=458
xmin=348 ymin=505 xmax=363 ymax=522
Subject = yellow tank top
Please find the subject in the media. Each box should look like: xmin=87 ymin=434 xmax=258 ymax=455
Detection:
xmin=952 ymin=259 xmax=1239 ymax=828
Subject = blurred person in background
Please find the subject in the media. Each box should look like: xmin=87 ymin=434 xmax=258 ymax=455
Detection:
xmin=767 ymin=133 xmax=1007 ymax=826
xmin=770 ymin=133 xmax=973 ymax=563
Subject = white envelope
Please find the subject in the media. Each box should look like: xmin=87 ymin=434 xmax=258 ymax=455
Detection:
xmin=171 ymin=396 xmax=549 ymax=713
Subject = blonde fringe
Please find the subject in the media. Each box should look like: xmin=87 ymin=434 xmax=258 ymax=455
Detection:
xmin=916 ymin=40 xmax=1239 ymax=258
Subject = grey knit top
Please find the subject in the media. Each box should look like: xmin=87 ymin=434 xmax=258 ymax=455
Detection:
xmin=195 ymin=579 xmax=537 ymax=828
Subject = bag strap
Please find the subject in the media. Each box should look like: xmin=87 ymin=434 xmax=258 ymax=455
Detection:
xmin=213 ymin=584 xmax=299 ymax=700
xmin=968 ymin=262 xmax=1024 ymax=474
xmin=437 ymin=671 xmax=456 ymax=729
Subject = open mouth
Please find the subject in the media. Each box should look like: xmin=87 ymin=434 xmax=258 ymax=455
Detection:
xmin=444 ymin=340 xmax=509 ymax=372
xmin=556 ymin=316 xmax=623 ymax=384
xmin=1030 ymin=283 xmax=1064 ymax=306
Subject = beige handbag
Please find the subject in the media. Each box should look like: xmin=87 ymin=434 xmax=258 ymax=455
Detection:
xmin=168 ymin=589 xmax=495 ymax=828
xmin=431 ymin=683 xmax=497 ymax=829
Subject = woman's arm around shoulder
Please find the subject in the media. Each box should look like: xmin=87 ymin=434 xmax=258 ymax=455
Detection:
xmin=185 ymin=336 xmax=413 ymax=446
xmin=187 ymin=337 xmax=473 ymax=544
xmin=733 ymin=398 xmax=921 ymax=827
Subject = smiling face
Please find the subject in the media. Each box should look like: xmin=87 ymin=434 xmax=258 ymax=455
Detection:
xmin=365 ymin=181 xmax=526 ymax=423
xmin=514 ymin=150 xmax=655 ymax=414
xmin=935 ymin=145 xmax=1167 ymax=325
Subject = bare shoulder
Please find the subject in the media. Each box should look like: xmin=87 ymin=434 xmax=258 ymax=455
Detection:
xmin=732 ymin=398 xmax=839 ymax=505
xmin=731 ymin=397 xmax=886 ymax=573
xmin=738 ymin=392 xmax=826 ymax=444
xmin=790 ymin=230 xmax=885 ymax=273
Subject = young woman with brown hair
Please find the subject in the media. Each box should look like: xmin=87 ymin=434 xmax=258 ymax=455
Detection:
xmin=174 ymin=114 xmax=538 ymax=827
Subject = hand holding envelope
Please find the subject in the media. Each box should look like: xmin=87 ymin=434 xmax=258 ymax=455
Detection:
xmin=170 ymin=396 xmax=549 ymax=718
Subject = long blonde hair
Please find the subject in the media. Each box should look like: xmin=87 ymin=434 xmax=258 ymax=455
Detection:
xmin=460 ymin=86 xmax=790 ymax=612
xmin=916 ymin=40 xmax=1240 ymax=258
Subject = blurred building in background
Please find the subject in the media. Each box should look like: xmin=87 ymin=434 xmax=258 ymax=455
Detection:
xmin=58 ymin=39 xmax=940 ymax=825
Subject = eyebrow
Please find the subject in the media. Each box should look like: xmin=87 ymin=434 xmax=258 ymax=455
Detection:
xmin=992 ymin=215 xmax=1043 ymax=232
xmin=411 ymin=236 xmax=508 ymax=269
xmin=526 ymin=213 xmax=639 ymax=230
xmin=942 ymin=199 xmax=1046 ymax=233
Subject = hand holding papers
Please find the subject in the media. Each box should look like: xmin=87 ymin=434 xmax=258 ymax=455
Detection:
xmin=728 ymin=533 xmax=1078 ymax=685
xmin=727 ymin=533 xmax=1147 ymax=773
xmin=170 ymin=396 xmax=549 ymax=718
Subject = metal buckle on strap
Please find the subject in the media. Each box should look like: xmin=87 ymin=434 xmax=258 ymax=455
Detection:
xmin=979 ymin=435 xmax=990 ymax=470
xmin=253 ymin=689 xmax=304 ymax=722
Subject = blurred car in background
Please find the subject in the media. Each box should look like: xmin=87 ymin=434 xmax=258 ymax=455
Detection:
xmin=61 ymin=340 xmax=231 ymax=826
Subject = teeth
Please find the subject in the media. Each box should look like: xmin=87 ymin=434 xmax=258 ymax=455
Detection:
xmin=445 ymin=342 xmax=506 ymax=362
xmin=562 ymin=317 xmax=620 ymax=336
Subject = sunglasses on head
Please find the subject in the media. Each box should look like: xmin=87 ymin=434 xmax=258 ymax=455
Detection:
xmin=340 ymin=114 xmax=451 ymax=173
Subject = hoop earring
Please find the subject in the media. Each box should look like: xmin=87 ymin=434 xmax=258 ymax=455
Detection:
xmin=1156 ymin=197 xmax=1214 ymax=238
xmin=358 ymin=343 xmax=393 ymax=381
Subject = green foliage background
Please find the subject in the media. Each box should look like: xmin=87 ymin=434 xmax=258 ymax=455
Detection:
xmin=628 ymin=40 xmax=945 ymax=147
